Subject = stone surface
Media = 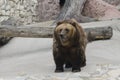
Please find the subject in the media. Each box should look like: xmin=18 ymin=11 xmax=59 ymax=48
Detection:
xmin=0 ymin=64 xmax=117 ymax=80
xmin=0 ymin=0 xmax=39 ymax=26
xmin=83 ymin=0 xmax=120 ymax=20
xmin=0 ymin=0 xmax=120 ymax=25
xmin=0 ymin=0 xmax=60 ymax=25
xmin=6 ymin=64 xmax=120 ymax=80
xmin=103 ymin=0 xmax=120 ymax=6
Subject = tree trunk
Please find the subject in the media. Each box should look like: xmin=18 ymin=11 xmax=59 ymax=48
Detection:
xmin=55 ymin=0 xmax=97 ymax=23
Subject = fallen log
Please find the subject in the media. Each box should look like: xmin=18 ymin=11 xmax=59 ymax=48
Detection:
xmin=0 ymin=20 xmax=119 ymax=41
xmin=85 ymin=27 xmax=112 ymax=41
xmin=0 ymin=26 xmax=113 ymax=42
xmin=0 ymin=25 xmax=112 ymax=38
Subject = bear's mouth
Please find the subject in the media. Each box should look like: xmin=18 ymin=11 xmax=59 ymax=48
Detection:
xmin=59 ymin=35 xmax=69 ymax=43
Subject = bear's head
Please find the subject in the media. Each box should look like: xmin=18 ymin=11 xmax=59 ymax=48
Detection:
xmin=54 ymin=19 xmax=81 ymax=47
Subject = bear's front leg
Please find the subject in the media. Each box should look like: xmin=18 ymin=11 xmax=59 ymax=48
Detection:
xmin=54 ymin=55 xmax=65 ymax=72
xmin=55 ymin=58 xmax=64 ymax=72
xmin=71 ymin=61 xmax=81 ymax=72
xmin=70 ymin=55 xmax=81 ymax=72
xmin=53 ymin=46 xmax=65 ymax=72
xmin=70 ymin=49 xmax=81 ymax=72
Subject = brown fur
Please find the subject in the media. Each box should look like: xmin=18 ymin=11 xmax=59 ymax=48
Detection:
xmin=53 ymin=19 xmax=87 ymax=72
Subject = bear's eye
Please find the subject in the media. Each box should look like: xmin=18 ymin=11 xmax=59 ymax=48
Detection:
xmin=59 ymin=29 xmax=62 ymax=32
xmin=65 ymin=28 xmax=69 ymax=32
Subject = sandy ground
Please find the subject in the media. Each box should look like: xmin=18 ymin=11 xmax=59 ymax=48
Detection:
xmin=0 ymin=21 xmax=120 ymax=79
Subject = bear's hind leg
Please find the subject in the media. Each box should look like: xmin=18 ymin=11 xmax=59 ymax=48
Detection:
xmin=81 ymin=60 xmax=86 ymax=67
xmin=65 ymin=61 xmax=72 ymax=68
xmin=80 ymin=56 xmax=86 ymax=67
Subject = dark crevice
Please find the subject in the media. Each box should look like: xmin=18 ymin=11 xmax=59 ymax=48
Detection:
xmin=59 ymin=0 xmax=66 ymax=9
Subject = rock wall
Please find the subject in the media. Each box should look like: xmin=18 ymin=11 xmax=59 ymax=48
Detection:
xmin=36 ymin=0 xmax=60 ymax=22
xmin=0 ymin=0 xmax=60 ymax=26
xmin=103 ymin=0 xmax=120 ymax=6
xmin=83 ymin=0 xmax=120 ymax=20
xmin=0 ymin=0 xmax=39 ymax=26
xmin=1 ymin=0 xmax=119 ymax=26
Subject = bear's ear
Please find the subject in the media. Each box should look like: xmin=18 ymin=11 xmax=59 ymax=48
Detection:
xmin=70 ymin=19 xmax=80 ymax=28
xmin=71 ymin=18 xmax=78 ymax=23
xmin=70 ymin=22 xmax=76 ymax=27
xmin=57 ymin=21 xmax=64 ymax=26
xmin=69 ymin=19 xmax=77 ymax=27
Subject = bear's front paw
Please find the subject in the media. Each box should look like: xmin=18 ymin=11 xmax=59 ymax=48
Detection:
xmin=55 ymin=67 xmax=64 ymax=72
xmin=72 ymin=67 xmax=81 ymax=72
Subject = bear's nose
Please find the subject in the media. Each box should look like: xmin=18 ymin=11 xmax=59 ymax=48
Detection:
xmin=59 ymin=34 xmax=64 ymax=38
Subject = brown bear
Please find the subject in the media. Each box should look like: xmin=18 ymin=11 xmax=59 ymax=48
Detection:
xmin=53 ymin=19 xmax=87 ymax=72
